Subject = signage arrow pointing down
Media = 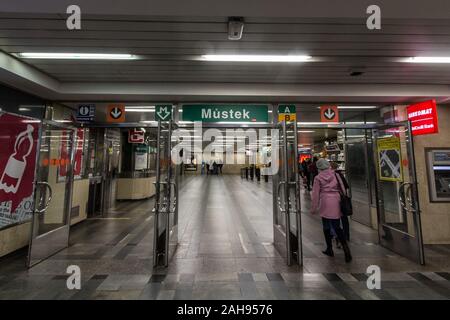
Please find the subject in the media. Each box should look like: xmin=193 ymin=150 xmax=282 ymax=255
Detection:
xmin=324 ymin=109 xmax=335 ymax=120
xmin=157 ymin=108 xmax=171 ymax=120
xmin=111 ymin=108 xmax=122 ymax=119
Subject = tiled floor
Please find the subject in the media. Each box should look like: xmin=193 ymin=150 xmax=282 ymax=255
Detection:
xmin=0 ymin=175 xmax=449 ymax=300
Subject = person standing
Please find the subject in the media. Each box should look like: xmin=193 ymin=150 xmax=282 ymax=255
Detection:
xmin=311 ymin=158 xmax=352 ymax=263
xmin=308 ymin=157 xmax=319 ymax=187
xmin=218 ymin=158 xmax=223 ymax=174
xmin=302 ymin=159 xmax=311 ymax=191
xmin=206 ymin=160 xmax=210 ymax=176
xmin=330 ymin=162 xmax=351 ymax=242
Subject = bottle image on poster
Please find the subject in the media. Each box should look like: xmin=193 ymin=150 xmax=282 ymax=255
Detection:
xmin=0 ymin=124 xmax=34 ymax=194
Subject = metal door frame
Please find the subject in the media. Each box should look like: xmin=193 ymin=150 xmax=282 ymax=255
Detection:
xmin=153 ymin=120 xmax=179 ymax=267
xmin=27 ymin=120 xmax=76 ymax=268
xmin=272 ymin=121 xmax=302 ymax=266
xmin=372 ymin=120 xmax=425 ymax=265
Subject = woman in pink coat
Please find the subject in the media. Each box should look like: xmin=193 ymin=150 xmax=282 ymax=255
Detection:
xmin=311 ymin=158 xmax=352 ymax=262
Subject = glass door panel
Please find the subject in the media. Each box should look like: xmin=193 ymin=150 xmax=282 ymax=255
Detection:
xmin=28 ymin=123 xmax=75 ymax=267
xmin=153 ymin=121 xmax=179 ymax=267
xmin=272 ymin=121 xmax=302 ymax=266
xmin=374 ymin=122 xmax=425 ymax=264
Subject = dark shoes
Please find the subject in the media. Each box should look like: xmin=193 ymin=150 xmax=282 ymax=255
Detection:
xmin=323 ymin=244 xmax=352 ymax=263
xmin=342 ymin=243 xmax=353 ymax=263
xmin=322 ymin=248 xmax=334 ymax=257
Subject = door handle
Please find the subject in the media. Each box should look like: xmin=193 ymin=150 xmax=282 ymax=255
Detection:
xmin=399 ymin=182 xmax=416 ymax=213
xmin=35 ymin=181 xmax=52 ymax=214
xmin=398 ymin=182 xmax=408 ymax=209
xmin=404 ymin=183 xmax=417 ymax=213
xmin=169 ymin=181 xmax=178 ymax=214
xmin=277 ymin=181 xmax=286 ymax=213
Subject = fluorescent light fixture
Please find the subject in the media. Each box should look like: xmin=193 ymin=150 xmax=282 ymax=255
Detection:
xmin=18 ymin=53 xmax=138 ymax=60
xmin=297 ymin=122 xmax=329 ymax=125
xmin=298 ymin=130 xmax=315 ymax=133
xmin=344 ymin=121 xmax=377 ymax=124
xmin=200 ymin=54 xmax=312 ymax=62
xmin=316 ymin=106 xmax=377 ymax=109
xmin=125 ymin=106 xmax=155 ymax=113
xmin=18 ymin=107 xmax=31 ymax=111
xmin=139 ymin=121 xmax=158 ymax=124
xmin=338 ymin=106 xmax=377 ymax=109
xmin=406 ymin=57 xmax=450 ymax=63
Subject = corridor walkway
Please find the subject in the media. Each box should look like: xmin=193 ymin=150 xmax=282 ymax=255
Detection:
xmin=0 ymin=175 xmax=449 ymax=300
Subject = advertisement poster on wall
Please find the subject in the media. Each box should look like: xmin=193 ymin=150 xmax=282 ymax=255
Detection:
xmin=73 ymin=128 xmax=84 ymax=178
xmin=377 ymin=137 xmax=403 ymax=182
xmin=0 ymin=112 xmax=40 ymax=228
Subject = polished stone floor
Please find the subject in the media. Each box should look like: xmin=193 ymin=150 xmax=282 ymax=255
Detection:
xmin=0 ymin=175 xmax=449 ymax=300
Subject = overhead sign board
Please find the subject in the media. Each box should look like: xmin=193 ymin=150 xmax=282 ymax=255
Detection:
xmin=76 ymin=104 xmax=95 ymax=122
xmin=155 ymin=105 xmax=173 ymax=121
xmin=107 ymin=104 xmax=125 ymax=123
xmin=278 ymin=104 xmax=296 ymax=122
xmin=182 ymin=104 xmax=269 ymax=122
xmin=128 ymin=129 xmax=145 ymax=143
xmin=320 ymin=105 xmax=339 ymax=122
xmin=407 ymin=100 xmax=439 ymax=136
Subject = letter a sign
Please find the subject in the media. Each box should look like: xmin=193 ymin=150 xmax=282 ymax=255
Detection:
xmin=155 ymin=105 xmax=173 ymax=121
xmin=320 ymin=106 xmax=339 ymax=123
xmin=278 ymin=104 xmax=296 ymax=122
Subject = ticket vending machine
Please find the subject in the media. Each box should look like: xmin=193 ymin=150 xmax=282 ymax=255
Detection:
xmin=426 ymin=148 xmax=450 ymax=202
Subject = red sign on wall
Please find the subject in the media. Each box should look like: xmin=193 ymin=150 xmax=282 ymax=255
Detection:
xmin=128 ymin=129 xmax=145 ymax=143
xmin=0 ymin=113 xmax=39 ymax=217
xmin=320 ymin=106 xmax=339 ymax=123
xmin=74 ymin=128 xmax=84 ymax=177
xmin=407 ymin=100 xmax=439 ymax=136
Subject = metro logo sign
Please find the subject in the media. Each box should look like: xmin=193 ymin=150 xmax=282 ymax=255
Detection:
xmin=407 ymin=100 xmax=439 ymax=136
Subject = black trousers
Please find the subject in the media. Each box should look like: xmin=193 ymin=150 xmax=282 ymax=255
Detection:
xmin=340 ymin=215 xmax=350 ymax=241
xmin=321 ymin=217 xmax=347 ymax=250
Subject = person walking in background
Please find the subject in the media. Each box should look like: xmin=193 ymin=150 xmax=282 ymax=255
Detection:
xmin=330 ymin=162 xmax=351 ymax=243
xmin=311 ymin=158 xmax=352 ymax=263
xmin=218 ymin=158 xmax=223 ymax=174
xmin=201 ymin=160 xmax=205 ymax=175
xmin=308 ymin=156 xmax=319 ymax=187
xmin=303 ymin=159 xmax=311 ymax=191
xmin=212 ymin=160 xmax=218 ymax=175
xmin=206 ymin=160 xmax=210 ymax=175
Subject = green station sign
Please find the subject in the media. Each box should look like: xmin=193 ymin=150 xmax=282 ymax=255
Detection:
xmin=155 ymin=104 xmax=173 ymax=121
xmin=181 ymin=104 xmax=269 ymax=122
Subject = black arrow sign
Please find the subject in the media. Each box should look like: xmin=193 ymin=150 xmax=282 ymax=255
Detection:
xmin=324 ymin=108 xmax=336 ymax=120
xmin=110 ymin=107 xmax=122 ymax=119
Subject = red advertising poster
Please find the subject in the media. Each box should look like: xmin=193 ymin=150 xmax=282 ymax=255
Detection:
xmin=407 ymin=100 xmax=439 ymax=136
xmin=59 ymin=130 xmax=69 ymax=178
xmin=74 ymin=128 xmax=84 ymax=177
xmin=0 ymin=113 xmax=40 ymax=228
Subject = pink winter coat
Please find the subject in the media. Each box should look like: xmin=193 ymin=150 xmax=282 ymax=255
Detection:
xmin=311 ymin=168 xmax=345 ymax=219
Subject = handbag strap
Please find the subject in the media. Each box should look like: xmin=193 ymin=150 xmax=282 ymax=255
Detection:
xmin=334 ymin=172 xmax=346 ymax=196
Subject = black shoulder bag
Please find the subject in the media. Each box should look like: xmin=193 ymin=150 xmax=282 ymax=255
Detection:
xmin=335 ymin=173 xmax=353 ymax=216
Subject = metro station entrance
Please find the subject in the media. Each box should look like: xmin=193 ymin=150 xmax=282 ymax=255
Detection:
xmin=152 ymin=120 xmax=304 ymax=267
xmin=152 ymin=118 xmax=425 ymax=268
